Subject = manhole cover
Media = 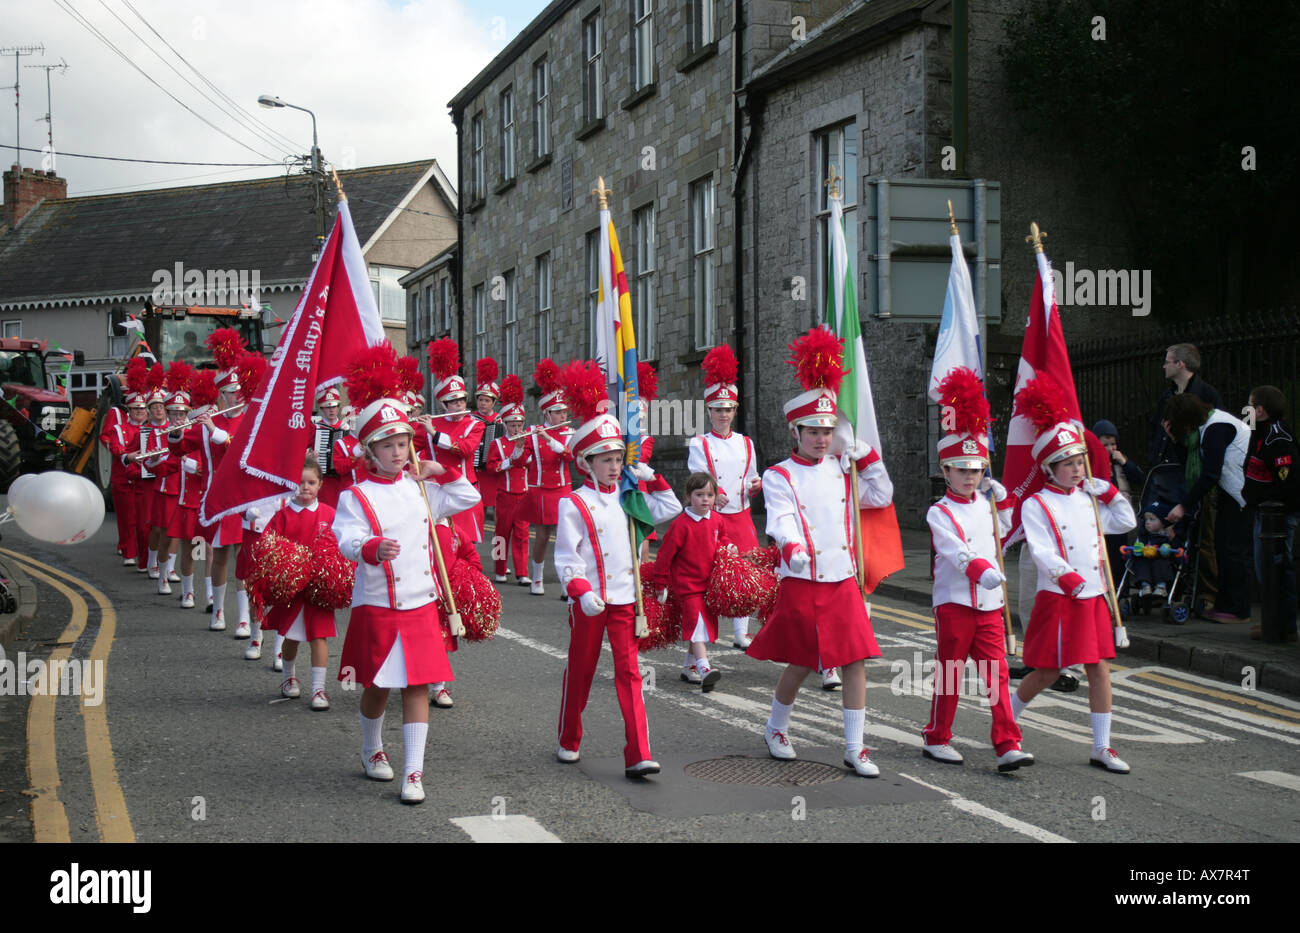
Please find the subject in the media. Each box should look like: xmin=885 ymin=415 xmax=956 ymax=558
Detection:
xmin=684 ymin=756 xmax=846 ymax=787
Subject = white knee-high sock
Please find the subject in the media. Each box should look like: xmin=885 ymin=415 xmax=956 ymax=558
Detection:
xmin=212 ymin=582 xmax=227 ymax=615
xmin=283 ymin=658 xmax=297 ymax=682
xmin=361 ymin=712 xmax=385 ymax=757
xmin=204 ymin=575 xmax=213 ymax=600
xmin=403 ymin=722 xmax=428 ymax=778
xmin=162 ymin=554 xmax=175 ymax=577
xmin=843 ymin=707 xmax=866 ymax=757
xmin=181 ymin=573 xmax=194 ymax=596
xmin=1011 ymin=692 xmax=1028 ymax=721
xmin=768 ymin=697 xmax=794 ymax=732
xmin=311 ymin=666 xmax=326 ymax=694
xmin=274 ymin=631 xmax=285 ymax=656
xmin=1090 ymin=712 xmax=1112 ymax=750
xmin=235 ymin=589 xmax=250 ymax=624
xmin=733 ymin=616 xmax=749 ymax=639
xmin=147 ymin=548 xmax=158 ymax=570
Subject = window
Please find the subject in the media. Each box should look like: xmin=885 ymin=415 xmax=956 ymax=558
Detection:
xmin=473 ymin=283 xmax=486 ymax=368
xmin=632 ymin=204 xmax=656 ymax=359
xmin=585 ymin=230 xmax=600 ymax=356
xmin=441 ymin=277 xmax=453 ymax=332
xmin=632 ymin=0 xmax=654 ymax=90
xmin=815 ymin=122 xmax=859 ymax=317
xmin=108 ymin=306 xmax=129 ymax=357
xmin=690 ymin=177 xmax=716 ymax=349
xmin=500 ymin=86 xmax=515 ymax=182
xmin=370 ymin=266 xmax=408 ymax=322
xmin=502 ymin=269 xmax=518 ymax=375
xmin=535 ymin=253 xmax=552 ymax=361
xmin=532 ymin=58 xmax=550 ymax=159
xmin=409 ymin=290 xmax=421 ymax=343
xmin=2 ymin=321 xmax=20 ymax=339
xmin=424 ymin=283 xmax=435 ymax=337
xmin=582 ymin=11 xmax=604 ymax=123
xmin=470 ymin=112 xmax=485 ymax=202
xmin=691 ymin=0 xmax=714 ymax=50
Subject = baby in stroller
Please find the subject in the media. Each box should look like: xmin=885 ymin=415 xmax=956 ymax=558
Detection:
xmin=1127 ymin=500 xmax=1183 ymax=599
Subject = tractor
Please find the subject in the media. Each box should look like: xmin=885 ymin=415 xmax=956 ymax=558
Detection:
xmin=0 ymin=338 xmax=85 ymax=492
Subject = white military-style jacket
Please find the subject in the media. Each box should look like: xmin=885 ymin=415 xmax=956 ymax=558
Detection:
xmin=555 ymin=475 xmax=682 ymax=605
xmin=763 ymin=449 xmax=893 ymax=583
xmin=1022 ymin=481 xmax=1135 ymax=598
xmin=332 ymin=467 xmax=481 ymax=611
xmin=687 ymin=431 xmax=760 ymax=515
xmin=926 ymin=490 xmax=1013 ymax=611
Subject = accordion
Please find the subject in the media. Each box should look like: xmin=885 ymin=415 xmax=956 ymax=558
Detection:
xmin=314 ymin=422 xmax=343 ymax=476
xmin=474 ymin=414 xmax=502 ymax=471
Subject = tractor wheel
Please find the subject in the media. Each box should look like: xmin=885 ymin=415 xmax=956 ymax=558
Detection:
xmin=0 ymin=420 xmax=21 ymax=493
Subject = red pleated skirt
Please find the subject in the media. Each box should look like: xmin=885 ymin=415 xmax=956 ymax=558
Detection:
xmin=714 ymin=508 xmax=760 ymax=551
xmin=339 ymin=603 xmax=453 ymax=689
xmin=522 ymin=485 xmax=568 ymax=525
xmin=1021 ymin=592 xmax=1115 ymax=669
xmin=267 ymin=599 xmax=337 ymax=641
xmin=747 ymin=576 xmax=880 ymax=669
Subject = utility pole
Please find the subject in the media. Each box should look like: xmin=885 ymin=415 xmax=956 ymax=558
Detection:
xmin=25 ymin=58 xmax=67 ymax=173
xmin=0 ymin=44 xmax=45 ymax=169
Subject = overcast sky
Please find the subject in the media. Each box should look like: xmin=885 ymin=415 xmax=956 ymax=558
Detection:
xmin=2 ymin=0 xmax=551 ymax=197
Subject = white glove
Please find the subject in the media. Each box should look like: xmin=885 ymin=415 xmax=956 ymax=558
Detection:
xmin=210 ymin=427 xmax=229 ymax=445
xmin=978 ymin=567 xmax=1006 ymax=590
xmin=547 ymin=436 xmax=566 ymax=454
xmin=500 ymin=454 xmax=513 ymax=468
xmin=1083 ymin=477 xmax=1111 ymax=497
xmin=656 ymin=588 xmax=668 ymax=604
xmin=434 ymin=431 xmax=453 ymax=450
xmin=181 ymin=456 xmax=198 ymax=474
xmin=246 ymin=507 xmax=261 ymax=519
xmin=630 ymin=462 xmax=655 ymax=483
xmin=787 ymin=546 xmax=811 ymax=573
xmin=979 ymin=477 xmax=1007 ymax=501
xmin=579 ymin=591 xmax=606 ymax=616
xmin=840 ymin=440 xmax=873 ymax=471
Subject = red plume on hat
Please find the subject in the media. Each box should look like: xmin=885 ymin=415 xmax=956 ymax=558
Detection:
xmin=499 ymin=373 xmax=524 ymax=408
xmin=145 ymin=362 xmax=166 ymax=394
xmin=786 ymin=326 xmax=847 ymax=394
xmin=427 ymin=337 xmax=460 ymax=383
xmin=165 ymin=360 xmax=195 ymax=394
xmin=206 ymin=327 xmax=246 ymax=371
xmin=235 ymin=353 xmax=267 ymax=403
xmin=124 ymin=356 xmax=150 ymax=395
xmin=346 ymin=342 xmax=403 ymax=411
xmin=559 ymin=360 xmax=610 ymax=424
xmin=701 ymin=344 xmax=738 ymax=388
xmin=395 ymin=355 xmax=424 ymax=396
xmin=187 ymin=369 xmax=219 ymax=410
xmin=476 ymin=357 xmax=499 ymax=387
xmin=1014 ymin=374 xmax=1072 ymax=433
xmin=533 ymin=358 xmax=560 ymax=395
xmin=637 ymin=362 xmax=659 ymax=402
xmin=935 ymin=367 xmax=990 ymax=437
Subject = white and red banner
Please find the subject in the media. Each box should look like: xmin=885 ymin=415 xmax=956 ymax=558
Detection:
xmin=1000 ymin=249 xmax=1083 ymax=547
xmin=201 ymin=201 xmax=384 ymax=523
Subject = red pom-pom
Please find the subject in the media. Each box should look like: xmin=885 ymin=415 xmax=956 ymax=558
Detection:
xmin=446 ymin=561 xmax=501 ymax=642
xmin=246 ymin=532 xmax=311 ymax=606
xmin=533 ymin=358 xmax=560 ymax=395
xmin=345 ymin=342 xmax=402 ymax=410
xmin=786 ymin=326 xmax=847 ymax=393
xmin=701 ymin=344 xmax=738 ymax=388
xmin=164 ymin=360 xmax=195 ymax=393
xmin=637 ymin=362 xmax=658 ymax=402
xmin=935 ymin=367 xmax=990 ymax=437
xmin=304 ymin=530 xmax=356 ymax=609
xmin=206 ymin=327 xmax=246 ymax=370
xmin=186 ymin=369 xmax=218 ymax=410
xmin=559 ymin=360 xmax=610 ymax=423
xmin=124 ymin=356 xmax=150 ymax=394
xmin=427 ymin=337 xmax=461 ymax=382
xmin=476 ymin=357 xmax=499 ymax=387
xmin=637 ymin=560 xmax=682 ymax=650
xmin=742 ymin=548 xmax=780 ymax=624
xmin=235 ymin=352 xmax=267 ymax=403
xmin=1015 ymin=374 xmax=1072 ymax=433
xmin=706 ymin=547 xmax=768 ymax=618
xmin=395 ymin=355 xmax=424 ymax=396
xmin=498 ymin=374 xmax=524 ymax=407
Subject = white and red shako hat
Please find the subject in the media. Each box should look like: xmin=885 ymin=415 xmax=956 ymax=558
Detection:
xmin=214 ymin=369 xmax=240 ymax=394
xmin=165 ymin=391 xmax=191 ymax=411
xmin=146 ymin=387 xmax=167 ymax=407
xmin=125 ymin=392 xmax=147 ymax=408
xmin=1014 ymin=374 xmax=1086 ymax=472
xmin=354 ymin=398 xmax=414 ymax=447
xmin=561 ymin=360 xmax=624 ymax=470
xmin=534 ymin=358 xmax=567 ymax=413
xmin=316 ymin=386 xmax=341 ymax=407
xmin=498 ymin=374 xmax=526 ymax=422
xmin=428 ymin=338 xmax=467 ymax=404
xmin=1032 ymin=422 xmax=1086 ymax=470
xmin=934 ymin=367 xmax=991 ymax=469
xmin=475 ymin=358 xmax=500 ymax=399
xmin=701 ymin=345 xmax=739 ymax=409
xmin=122 ymin=358 xmax=151 ymax=409
xmin=783 ymin=327 xmax=846 ymax=431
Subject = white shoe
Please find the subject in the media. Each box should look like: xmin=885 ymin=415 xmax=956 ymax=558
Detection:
xmin=821 ymin=668 xmax=842 ymax=691
xmin=732 ymin=633 xmax=753 ymax=649
xmin=625 ymin=760 xmax=661 ymax=779
xmin=530 ymin=579 xmax=545 ymax=595
xmin=123 ymin=557 xmax=136 ymax=566
xmin=168 ymin=570 xmax=181 ymax=583
xmin=310 ymin=690 xmax=330 ymax=711
xmin=1138 ymin=582 xmax=1152 ymax=597
xmin=556 ymin=746 xmax=580 ymax=763
xmin=997 ymin=749 xmax=1035 ymax=772
xmin=136 ymin=563 xmax=149 ymax=574
xmin=243 ymin=639 xmax=262 ymax=661
xmin=362 ymin=750 xmax=394 ymax=781
xmin=148 ymin=566 xmax=160 ymax=579
xmin=922 ymin=743 xmax=965 ymax=764
xmin=209 ymin=609 xmax=226 ymax=631
xmin=764 ymin=725 xmax=796 ymax=760
xmin=844 ymin=748 xmax=880 ymax=778
xmin=517 ymin=575 xmax=531 ymax=586
xmin=400 ymin=771 xmax=426 ymax=804
xmin=430 ymin=687 xmax=454 ymax=708
xmin=180 ymin=592 xmax=195 ymax=609
xmin=157 ymin=580 xmax=172 ymax=595
xmin=234 ymin=619 xmax=251 ymax=639
xmin=273 ymin=651 xmax=283 ymax=672
xmin=680 ymin=664 xmax=703 ymax=685
xmin=494 ymin=573 xmax=507 ymax=582
xmin=1152 ymin=583 xmax=1168 ymax=598
xmin=1090 ymin=747 xmax=1131 ymax=774
xmin=696 ymin=660 xmax=721 ymax=693
xmin=280 ymin=677 xmax=300 ymax=698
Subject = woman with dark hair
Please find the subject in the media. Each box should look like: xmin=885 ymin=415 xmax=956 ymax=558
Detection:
xmin=1162 ymin=394 xmax=1252 ymax=621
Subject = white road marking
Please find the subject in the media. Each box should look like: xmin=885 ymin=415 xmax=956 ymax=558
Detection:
xmin=1237 ymin=770 xmax=1300 ymax=793
xmin=897 ymin=772 xmax=1074 ymax=844
xmin=450 ymin=814 xmax=562 ymax=843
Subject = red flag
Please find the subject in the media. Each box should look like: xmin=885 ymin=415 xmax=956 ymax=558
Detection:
xmin=201 ymin=202 xmax=384 ymax=523
xmin=1000 ymin=249 xmax=1082 ymax=546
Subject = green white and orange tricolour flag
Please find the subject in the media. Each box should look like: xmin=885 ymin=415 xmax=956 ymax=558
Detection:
xmin=824 ymin=190 xmax=904 ymax=592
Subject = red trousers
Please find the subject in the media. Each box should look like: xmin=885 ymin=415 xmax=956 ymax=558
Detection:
xmin=112 ymin=482 xmax=136 ymax=560
xmin=558 ymin=602 xmax=652 ymax=767
xmin=493 ymin=490 xmax=530 ymax=578
xmin=922 ymin=603 xmax=1022 ymax=755
xmin=134 ymin=484 xmax=155 ymax=569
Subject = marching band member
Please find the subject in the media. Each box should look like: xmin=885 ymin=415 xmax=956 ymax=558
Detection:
xmin=922 ymin=368 xmax=1033 ymax=771
xmin=149 ymin=362 xmax=193 ymax=591
xmin=333 ymin=342 xmax=481 ymax=805
xmin=485 ymin=374 xmax=533 ymax=585
xmin=312 ymin=386 xmax=347 ymax=509
xmin=103 ymin=357 xmax=149 ymax=566
xmin=748 ymin=328 xmax=893 ymax=777
xmin=687 ymin=344 xmax=763 ymax=650
xmin=150 ymin=373 xmax=212 ymax=609
xmin=425 ymin=339 xmax=486 ymax=544
xmin=553 ymin=360 xmax=682 ymax=777
xmin=472 ymin=358 xmax=503 ymax=524
xmin=522 ymin=358 xmax=574 ymax=595
xmin=1011 ymin=376 xmax=1136 ymax=773
xmin=633 ymin=362 xmax=660 ymax=563
xmin=137 ymin=363 xmax=168 ymax=577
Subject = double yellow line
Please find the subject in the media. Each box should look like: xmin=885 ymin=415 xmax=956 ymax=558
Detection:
xmin=2 ymin=547 xmax=134 ymax=843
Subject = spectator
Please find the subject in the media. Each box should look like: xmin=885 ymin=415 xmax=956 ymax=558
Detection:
xmin=1150 ymin=344 xmax=1225 ymax=466
xmin=1162 ymin=394 xmax=1251 ymax=622
xmin=1243 ymin=386 xmax=1299 ymax=642
xmin=1094 ymin=419 xmax=1144 ymax=575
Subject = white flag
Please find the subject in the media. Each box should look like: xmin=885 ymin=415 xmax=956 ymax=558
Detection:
xmin=927 ymin=233 xmax=982 ymax=401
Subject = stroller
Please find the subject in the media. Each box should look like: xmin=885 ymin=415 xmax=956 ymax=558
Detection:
xmin=1113 ymin=462 xmax=1203 ymax=624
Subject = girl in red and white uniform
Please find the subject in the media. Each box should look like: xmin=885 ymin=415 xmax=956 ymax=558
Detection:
xmin=748 ymin=328 xmax=893 ymax=778
xmin=472 ymin=357 xmax=503 ymax=524
xmin=333 ymin=342 xmax=481 ymax=805
xmin=103 ymin=358 xmax=150 ymax=567
xmin=922 ymin=368 xmax=1033 ymax=772
xmin=427 ymin=516 xmax=481 ymax=709
xmin=687 ymin=344 xmax=762 ymax=649
xmin=149 ymin=386 xmax=209 ymax=609
xmin=312 ymin=386 xmax=347 ymax=509
xmin=553 ymin=360 xmax=682 ymax=778
xmin=485 ymin=374 xmax=533 ymax=585
xmin=522 ymin=358 xmax=574 ymax=595
xmin=133 ymin=364 xmax=169 ymax=577
xmin=1009 ymin=376 xmax=1136 ymax=773
xmin=422 ymin=338 xmax=486 ymax=545
xmin=265 ymin=456 xmax=337 ymax=710
xmin=148 ymin=365 xmax=193 ymax=591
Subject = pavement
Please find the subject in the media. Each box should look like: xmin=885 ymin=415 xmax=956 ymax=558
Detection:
xmin=0 ymin=547 xmax=36 ymax=654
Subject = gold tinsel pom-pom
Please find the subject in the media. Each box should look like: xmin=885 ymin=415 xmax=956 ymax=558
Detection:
xmin=443 ymin=561 xmax=501 ymax=642
xmin=246 ymin=531 xmax=312 ymax=606
xmin=305 ymin=530 xmax=356 ymax=610
xmin=636 ymin=559 xmax=682 ymax=650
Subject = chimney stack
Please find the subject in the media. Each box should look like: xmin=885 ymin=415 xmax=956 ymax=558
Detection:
xmin=3 ymin=164 xmax=69 ymax=229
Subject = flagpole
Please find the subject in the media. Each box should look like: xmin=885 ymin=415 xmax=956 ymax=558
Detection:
xmin=331 ymin=166 xmax=346 ymax=202
xmin=410 ymin=446 xmax=465 ymax=638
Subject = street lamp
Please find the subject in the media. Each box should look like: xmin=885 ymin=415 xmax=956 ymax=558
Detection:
xmin=259 ymin=94 xmax=326 ymax=250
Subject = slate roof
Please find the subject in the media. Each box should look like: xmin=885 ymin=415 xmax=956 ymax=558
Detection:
xmin=0 ymin=159 xmax=442 ymax=310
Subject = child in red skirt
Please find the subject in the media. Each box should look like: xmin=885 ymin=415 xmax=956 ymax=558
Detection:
xmin=747 ymin=328 xmax=894 ymax=777
xmin=1010 ymin=376 xmax=1136 ymax=772
xmin=523 ymin=358 xmax=574 ymax=595
xmin=264 ymin=457 xmax=338 ymax=710
xmin=485 ymin=375 xmax=532 ymax=585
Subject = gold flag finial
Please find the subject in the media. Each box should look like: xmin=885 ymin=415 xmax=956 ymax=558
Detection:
xmin=592 ymin=176 xmax=612 ymax=210
xmin=947 ymin=199 xmax=958 ymax=236
xmin=1025 ymin=221 xmax=1047 ymax=253
xmin=331 ymin=166 xmax=346 ymax=202
xmin=825 ymin=163 xmax=842 ymax=201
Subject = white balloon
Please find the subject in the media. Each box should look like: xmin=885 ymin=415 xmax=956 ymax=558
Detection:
xmin=7 ymin=472 xmax=36 ymax=501
xmin=10 ymin=471 xmax=106 ymax=544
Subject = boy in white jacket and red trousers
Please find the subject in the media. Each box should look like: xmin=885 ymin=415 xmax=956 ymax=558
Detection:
xmin=923 ymin=367 xmax=1033 ymax=772
xmin=553 ymin=360 xmax=682 ymax=778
